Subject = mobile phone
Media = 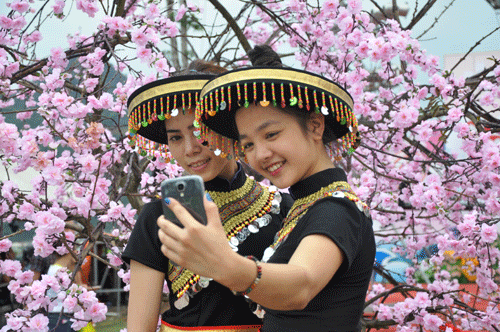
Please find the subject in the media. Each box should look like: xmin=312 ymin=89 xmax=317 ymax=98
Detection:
xmin=160 ymin=175 xmax=208 ymax=227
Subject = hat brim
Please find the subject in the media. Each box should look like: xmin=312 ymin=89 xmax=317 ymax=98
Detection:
xmin=128 ymin=75 xmax=213 ymax=145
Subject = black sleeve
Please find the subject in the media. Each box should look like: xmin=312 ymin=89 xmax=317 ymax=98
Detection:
xmin=298 ymin=197 xmax=362 ymax=273
xmin=121 ymin=200 xmax=169 ymax=274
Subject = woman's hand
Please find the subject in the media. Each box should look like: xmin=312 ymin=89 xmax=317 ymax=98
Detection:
xmin=157 ymin=196 xmax=237 ymax=281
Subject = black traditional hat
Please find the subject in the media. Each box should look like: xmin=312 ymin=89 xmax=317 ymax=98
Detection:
xmin=127 ymin=74 xmax=213 ymax=157
xmin=194 ymin=67 xmax=359 ymax=160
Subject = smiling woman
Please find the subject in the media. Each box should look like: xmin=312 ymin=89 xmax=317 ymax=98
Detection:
xmin=121 ymin=60 xmax=293 ymax=332
xmin=157 ymin=46 xmax=375 ymax=332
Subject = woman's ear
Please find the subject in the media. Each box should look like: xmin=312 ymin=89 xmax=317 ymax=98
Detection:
xmin=306 ymin=113 xmax=325 ymax=142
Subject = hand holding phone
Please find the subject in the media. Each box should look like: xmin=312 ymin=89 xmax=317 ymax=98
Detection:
xmin=160 ymin=175 xmax=208 ymax=228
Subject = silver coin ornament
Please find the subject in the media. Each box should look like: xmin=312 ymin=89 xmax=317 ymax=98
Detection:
xmin=174 ymin=293 xmax=190 ymax=309
xmin=248 ymin=222 xmax=259 ymax=233
xmin=230 ymin=236 xmax=239 ymax=246
xmin=321 ymin=106 xmax=329 ymax=115
xmin=270 ymin=199 xmax=281 ymax=214
xmin=262 ymin=247 xmax=275 ymax=263
xmin=171 ymin=108 xmax=179 ymax=117
xmin=331 ymin=191 xmax=345 ymax=198
xmin=220 ymin=101 xmax=227 ymax=110
xmin=198 ymin=276 xmax=212 ymax=288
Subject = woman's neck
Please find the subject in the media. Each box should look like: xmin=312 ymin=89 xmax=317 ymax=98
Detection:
xmin=215 ymin=160 xmax=239 ymax=181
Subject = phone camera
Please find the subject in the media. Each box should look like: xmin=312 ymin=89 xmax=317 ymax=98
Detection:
xmin=177 ymin=182 xmax=185 ymax=192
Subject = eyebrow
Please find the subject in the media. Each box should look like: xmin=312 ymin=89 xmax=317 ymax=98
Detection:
xmin=239 ymin=120 xmax=280 ymax=140
xmin=166 ymin=125 xmax=195 ymax=134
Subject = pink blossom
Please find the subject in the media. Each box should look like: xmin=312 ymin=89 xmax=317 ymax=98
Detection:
xmin=86 ymin=302 xmax=107 ymax=322
xmin=346 ymin=0 xmax=362 ymax=14
xmin=53 ymin=0 xmax=65 ymax=14
xmin=106 ymin=252 xmax=123 ymax=267
xmin=136 ymin=47 xmax=152 ymax=62
xmin=99 ymin=92 xmax=114 ymax=109
xmin=78 ymin=153 xmax=99 ymax=173
xmin=457 ymin=217 xmax=477 ymax=237
xmin=480 ymin=224 xmax=498 ymax=243
xmin=78 ymin=290 xmax=97 ymax=305
xmin=18 ymin=202 xmax=35 ymax=219
xmin=71 ymin=310 xmax=90 ymax=330
xmin=33 ymin=211 xmax=65 ymax=235
xmin=447 ymin=107 xmax=462 ymax=123
xmin=131 ymin=27 xmax=148 ymax=47
xmin=423 ymin=313 xmax=443 ymax=331
xmin=63 ymin=295 xmax=79 ymax=312
xmin=454 ymin=122 xmax=470 ymax=138
xmin=27 ymin=313 xmax=49 ymax=331
xmin=1 ymin=259 xmax=22 ymax=277
xmin=0 ymin=239 xmax=12 ymax=253
xmin=76 ymin=0 xmax=99 ymax=17
xmin=323 ymin=0 xmax=339 ymax=13
xmin=175 ymin=4 xmax=188 ymax=21
xmin=11 ymin=0 xmax=30 ymax=13
xmin=15 ymin=270 xmax=34 ymax=285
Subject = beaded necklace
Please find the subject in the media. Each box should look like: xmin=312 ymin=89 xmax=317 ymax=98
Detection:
xmin=262 ymin=181 xmax=369 ymax=263
xmin=168 ymin=177 xmax=281 ymax=309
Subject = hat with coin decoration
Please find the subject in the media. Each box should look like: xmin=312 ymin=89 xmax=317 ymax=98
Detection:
xmin=127 ymin=74 xmax=214 ymax=159
xmin=194 ymin=45 xmax=360 ymax=161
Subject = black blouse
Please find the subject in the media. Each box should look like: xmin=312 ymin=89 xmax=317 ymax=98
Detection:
xmin=262 ymin=168 xmax=376 ymax=332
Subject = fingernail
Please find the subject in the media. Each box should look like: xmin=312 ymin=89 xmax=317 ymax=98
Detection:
xmin=205 ymin=192 xmax=212 ymax=202
xmin=164 ymin=197 xmax=171 ymax=205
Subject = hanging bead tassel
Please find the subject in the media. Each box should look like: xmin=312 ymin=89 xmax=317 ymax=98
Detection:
xmin=244 ymin=83 xmax=249 ymax=108
xmin=280 ymin=83 xmax=286 ymax=108
xmin=289 ymin=83 xmax=297 ymax=106
xmin=297 ymin=85 xmax=303 ymax=109
xmin=305 ymin=87 xmax=310 ymax=111
xmin=260 ymin=82 xmax=269 ymax=107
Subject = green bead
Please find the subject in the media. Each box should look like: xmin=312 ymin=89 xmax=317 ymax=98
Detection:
xmin=348 ymin=147 xmax=355 ymax=155
xmin=315 ymin=107 xmax=320 ymax=114
xmin=129 ymin=128 xmax=137 ymax=134
xmin=341 ymin=118 xmax=347 ymax=125
xmin=244 ymin=101 xmax=250 ymax=108
xmin=141 ymin=121 xmax=148 ymax=127
xmin=140 ymin=150 xmax=147 ymax=156
xmin=273 ymin=100 xmax=277 ymax=107
xmin=158 ymin=114 xmax=166 ymax=120
xmin=193 ymin=120 xmax=200 ymax=128
xmin=289 ymin=96 xmax=298 ymax=106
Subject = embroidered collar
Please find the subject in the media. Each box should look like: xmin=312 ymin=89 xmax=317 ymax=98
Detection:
xmin=168 ymin=168 xmax=281 ymax=309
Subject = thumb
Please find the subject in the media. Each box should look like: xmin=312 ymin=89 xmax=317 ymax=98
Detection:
xmin=204 ymin=193 xmax=221 ymax=227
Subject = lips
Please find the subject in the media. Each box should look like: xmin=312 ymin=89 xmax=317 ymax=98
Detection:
xmin=188 ymin=158 xmax=210 ymax=171
xmin=265 ymin=161 xmax=285 ymax=176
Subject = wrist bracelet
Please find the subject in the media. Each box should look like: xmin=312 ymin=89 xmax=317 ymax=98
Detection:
xmin=232 ymin=255 xmax=262 ymax=296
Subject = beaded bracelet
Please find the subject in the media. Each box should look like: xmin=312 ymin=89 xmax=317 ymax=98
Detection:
xmin=232 ymin=255 xmax=262 ymax=297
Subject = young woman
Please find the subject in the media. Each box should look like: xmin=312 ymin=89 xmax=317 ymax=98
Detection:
xmin=157 ymin=47 xmax=376 ymax=332
xmin=121 ymin=60 xmax=292 ymax=332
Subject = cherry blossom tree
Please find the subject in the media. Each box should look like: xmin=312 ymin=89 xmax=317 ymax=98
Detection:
xmin=0 ymin=0 xmax=499 ymax=331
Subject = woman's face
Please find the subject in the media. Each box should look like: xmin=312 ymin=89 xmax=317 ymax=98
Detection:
xmin=165 ymin=111 xmax=237 ymax=182
xmin=235 ymin=104 xmax=324 ymax=189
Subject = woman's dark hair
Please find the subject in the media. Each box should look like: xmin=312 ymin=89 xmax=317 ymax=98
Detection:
xmin=247 ymin=45 xmax=336 ymax=144
xmin=175 ymin=59 xmax=227 ymax=76
xmin=248 ymin=45 xmax=283 ymax=67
